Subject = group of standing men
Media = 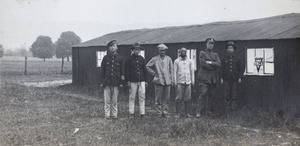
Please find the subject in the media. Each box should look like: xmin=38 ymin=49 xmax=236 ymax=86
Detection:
xmin=100 ymin=38 xmax=243 ymax=120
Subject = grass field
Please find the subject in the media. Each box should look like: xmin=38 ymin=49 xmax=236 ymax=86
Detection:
xmin=0 ymin=56 xmax=300 ymax=145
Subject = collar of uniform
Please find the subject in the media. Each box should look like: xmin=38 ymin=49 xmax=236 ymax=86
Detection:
xmin=205 ymin=48 xmax=213 ymax=52
xmin=131 ymin=53 xmax=139 ymax=58
xmin=108 ymin=52 xmax=118 ymax=57
xmin=226 ymin=53 xmax=235 ymax=58
xmin=180 ymin=56 xmax=187 ymax=60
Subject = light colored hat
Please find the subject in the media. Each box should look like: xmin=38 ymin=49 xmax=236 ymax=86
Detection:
xmin=157 ymin=44 xmax=168 ymax=50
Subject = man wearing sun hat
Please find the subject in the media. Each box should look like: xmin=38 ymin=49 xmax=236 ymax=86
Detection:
xmin=220 ymin=41 xmax=243 ymax=113
xmin=146 ymin=44 xmax=174 ymax=117
xmin=101 ymin=40 xmax=125 ymax=120
xmin=125 ymin=43 xmax=148 ymax=118
xmin=196 ymin=38 xmax=221 ymax=118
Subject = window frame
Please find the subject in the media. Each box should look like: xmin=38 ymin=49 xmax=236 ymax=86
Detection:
xmin=244 ymin=47 xmax=275 ymax=76
xmin=96 ymin=51 xmax=107 ymax=67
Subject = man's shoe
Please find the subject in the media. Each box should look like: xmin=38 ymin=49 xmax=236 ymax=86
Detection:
xmin=162 ymin=113 xmax=170 ymax=118
xmin=140 ymin=114 xmax=146 ymax=119
xmin=175 ymin=114 xmax=180 ymax=118
xmin=186 ymin=113 xmax=194 ymax=118
xmin=156 ymin=111 xmax=162 ymax=115
xmin=129 ymin=114 xmax=134 ymax=119
xmin=111 ymin=116 xmax=118 ymax=120
xmin=196 ymin=113 xmax=201 ymax=118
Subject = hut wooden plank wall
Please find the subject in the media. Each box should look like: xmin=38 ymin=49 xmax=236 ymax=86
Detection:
xmin=72 ymin=13 xmax=300 ymax=116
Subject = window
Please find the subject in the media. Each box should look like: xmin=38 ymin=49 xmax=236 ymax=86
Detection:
xmin=140 ymin=50 xmax=145 ymax=58
xmin=245 ymin=48 xmax=274 ymax=76
xmin=177 ymin=49 xmax=197 ymax=71
xmin=96 ymin=51 xmax=107 ymax=67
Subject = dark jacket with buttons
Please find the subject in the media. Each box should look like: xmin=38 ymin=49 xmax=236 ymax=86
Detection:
xmin=125 ymin=54 xmax=147 ymax=82
xmin=220 ymin=54 xmax=243 ymax=81
xmin=101 ymin=53 xmax=125 ymax=86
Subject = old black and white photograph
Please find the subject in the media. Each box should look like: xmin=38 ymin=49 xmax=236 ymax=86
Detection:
xmin=0 ymin=0 xmax=300 ymax=145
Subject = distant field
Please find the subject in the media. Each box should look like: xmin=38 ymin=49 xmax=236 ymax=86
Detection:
xmin=0 ymin=56 xmax=72 ymax=75
xmin=0 ymin=56 xmax=72 ymax=83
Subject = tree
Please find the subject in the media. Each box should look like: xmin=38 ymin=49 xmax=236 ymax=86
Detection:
xmin=30 ymin=36 xmax=54 ymax=61
xmin=55 ymin=31 xmax=81 ymax=73
xmin=17 ymin=48 xmax=29 ymax=57
xmin=0 ymin=44 xmax=4 ymax=58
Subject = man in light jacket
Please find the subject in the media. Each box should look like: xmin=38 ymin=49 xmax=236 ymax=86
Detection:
xmin=146 ymin=44 xmax=174 ymax=117
xmin=174 ymin=47 xmax=195 ymax=118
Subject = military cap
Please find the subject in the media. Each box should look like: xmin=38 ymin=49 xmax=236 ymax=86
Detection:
xmin=205 ymin=38 xmax=215 ymax=43
xmin=157 ymin=44 xmax=168 ymax=50
xmin=107 ymin=40 xmax=117 ymax=47
xmin=225 ymin=41 xmax=237 ymax=50
xmin=131 ymin=42 xmax=142 ymax=50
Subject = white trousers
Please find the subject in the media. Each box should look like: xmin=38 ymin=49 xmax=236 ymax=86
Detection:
xmin=104 ymin=86 xmax=119 ymax=118
xmin=129 ymin=82 xmax=146 ymax=115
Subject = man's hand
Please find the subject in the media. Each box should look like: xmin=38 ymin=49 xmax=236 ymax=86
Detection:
xmin=174 ymin=83 xmax=177 ymax=88
xmin=121 ymin=75 xmax=125 ymax=80
xmin=127 ymin=82 xmax=131 ymax=88
xmin=206 ymin=61 xmax=212 ymax=64
xmin=100 ymin=84 xmax=104 ymax=87
xmin=220 ymin=78 xmax=224 ymax=85
xmin=238 ymin=78 xmax=242 ymax=84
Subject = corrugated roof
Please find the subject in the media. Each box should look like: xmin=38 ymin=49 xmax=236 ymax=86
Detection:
xmin=75 ymin=13 xmax=300 ymax=47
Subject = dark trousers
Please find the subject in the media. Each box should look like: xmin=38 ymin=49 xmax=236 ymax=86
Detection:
xmin=197 ymin=83 xmax=217 ymax=114
xmin=224 ymin=80 xmax=238 ymax=111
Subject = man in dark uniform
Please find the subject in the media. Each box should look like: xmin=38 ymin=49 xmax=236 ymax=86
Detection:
xmin=196 ymin=38 xmax=221 ymax=118
xmin=101 ymin=40 xmax=125 ymax=120
xmin=220 ymin=41 xmax=243 ymax=113
xmin=125 ymin=43 xmax=148 ymax=118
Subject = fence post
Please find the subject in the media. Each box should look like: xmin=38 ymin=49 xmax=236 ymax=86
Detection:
xmin=24 ymin=56 xmax=27 ymax=75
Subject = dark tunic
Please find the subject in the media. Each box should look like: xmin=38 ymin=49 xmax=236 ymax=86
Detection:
xmin=220 ymin=54 xmax=243 ymax=81
xmin=125 ymin=54 xmax=147 ymax=82
xmin=101 ymin=53 xmax=125 ymax=86
xmin=197 ymin=49 xmax=221 ymax=84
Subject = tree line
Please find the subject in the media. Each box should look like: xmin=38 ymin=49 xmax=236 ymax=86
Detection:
xmin=0 ymin=31 xmax=81 ymax=73
xmin=0 ymin=31 xmax=81 ymax=61
xmin=29 ymin=31 xmax=81 ymax=62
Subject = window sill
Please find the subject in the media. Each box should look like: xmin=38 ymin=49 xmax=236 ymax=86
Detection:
xmin=243 ymin=73 xmax=274 ymax=76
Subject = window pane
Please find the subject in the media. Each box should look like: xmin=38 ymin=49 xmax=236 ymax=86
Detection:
xmin=264 ymin=49 xmax=274 ymax=62
xmin=96 ymin=51 xmax=107 ymax=67
xmin=264 ymin=62 xmax=274 ymax=74
xmin=186 ymin=49 xmax=191 ymax=59
xmin=140 ymin=50 xmax=145 ymax=58
xmin=255 ymin=49 xmax=264 ymax=58
xmin=96 ymin=51 xmax=101 ymax=67
xmin=191 ymin=49 xmax=197 ymax=70
xmin=264 ymin=48 xmax=274 ymax=74
xmin=247 ymin=49 xmax=255 ymax=73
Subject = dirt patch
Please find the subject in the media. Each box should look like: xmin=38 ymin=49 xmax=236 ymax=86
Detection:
xmin=23 ymin=80 xmax=72 ymax=87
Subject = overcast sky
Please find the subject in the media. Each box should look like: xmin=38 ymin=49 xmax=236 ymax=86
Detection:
xmin=1 ymin=0 xmax=300 ymax=50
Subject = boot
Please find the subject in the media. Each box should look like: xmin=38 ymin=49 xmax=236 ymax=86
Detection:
xmin=196 ymin=94 xmax=204 ymax=118
xmin=184 ymin=101 xmax=193 ymax=118
xmin=175 ymin=101 xmax=181 ymax=118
